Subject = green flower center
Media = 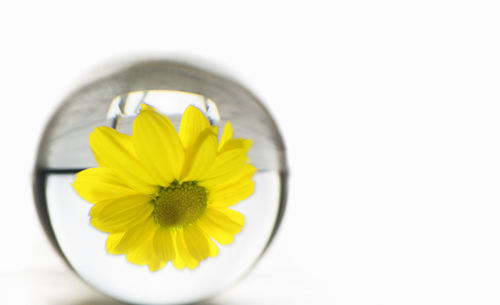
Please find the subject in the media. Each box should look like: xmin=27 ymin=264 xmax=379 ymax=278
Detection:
xmin=152 ymin=181 xmax=207 ymax=228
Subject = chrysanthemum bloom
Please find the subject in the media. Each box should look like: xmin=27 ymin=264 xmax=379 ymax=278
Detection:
xmin=73 ymin=104 xmax=255 ymax=271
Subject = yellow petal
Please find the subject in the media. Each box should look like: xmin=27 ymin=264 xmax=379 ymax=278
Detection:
xmin=179 ymin=106 xmax=210 ymax=150
xmin=108 ymin=230 xmax=166 ymax=271
xmin=217 ymin=163 xmax=257 ymax=187
xmin=146 ymin=255 xmax=167 ymax=272
xmin=125 ymin=232 xmax=166 ymax=271
xmin=73 ymin=167 xmax=137 ymax=204
xmin=132 ymin=107 xmax=185 ymax=185
xmin=201 ymin=148 xmax=248 ymax=184
xmin=182 ymin=129 xmax=217 ymax=181
xmin=183 ymin=225 xmax=219 ymax=261
xmin=197 ymin=207 xmax=244 ymax=245
xmin=114 ymin=217 xmax=158 ymax=253
xmin=218 ymin=121 xmax=233 ymax=150
xmin=141 ymin=103 xmax=156 ymax=112
xmin=90 ymin=194 xmax=154 ymax=233
xmin=207 ymin=236 xmax=219 ymax=257
xmin=171 ymin=230 xmax=200 ymax=270
xmin=211 ymin=165 xmax=256 ymax=207
xmin=170 ymin=231 xmax=186 ymax=269
xmin=89 ymin=127 xmax=157 ymax=194
xmin=171 ymin=255 xmax=186 ymax=269
xmin=125 ymin=241 xmax=154 ymax=266
xmin=106 ymin=232 xmax=125 ymax=254
xmin=219 ymin=138 xmax=252 ymax=154
xmin=153 ymin=228 xmax=176 ymax=262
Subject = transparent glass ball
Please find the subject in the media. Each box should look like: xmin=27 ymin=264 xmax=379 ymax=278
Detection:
xmin=33 ymin=59 xmax=288 ymax=305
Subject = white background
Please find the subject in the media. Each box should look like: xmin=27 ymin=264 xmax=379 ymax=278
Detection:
xmin=1 ymin=1 xmax=500 ymax=304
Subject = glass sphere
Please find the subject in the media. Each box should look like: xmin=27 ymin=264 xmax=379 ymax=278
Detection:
xmin=33 ymin=59 xmax=288 ymax=305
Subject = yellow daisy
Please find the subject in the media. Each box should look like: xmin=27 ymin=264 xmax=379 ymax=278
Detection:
xmin=73 ymin=104 xmax=256 ymax=271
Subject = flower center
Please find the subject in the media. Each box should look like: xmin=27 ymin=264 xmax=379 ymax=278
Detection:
xmin=152 ymin=181 xmax=207 ymax=228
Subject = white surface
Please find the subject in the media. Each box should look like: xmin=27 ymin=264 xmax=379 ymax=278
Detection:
xmin=2 ymin=1 xmax=500 ymax=304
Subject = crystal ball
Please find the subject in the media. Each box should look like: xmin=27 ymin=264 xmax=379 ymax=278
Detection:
xmin=33 ymin=59 xmax=288 ymax=304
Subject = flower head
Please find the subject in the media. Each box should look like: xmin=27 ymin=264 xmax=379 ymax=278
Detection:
xmin=73 ymin=104 xmax=255 ymax=271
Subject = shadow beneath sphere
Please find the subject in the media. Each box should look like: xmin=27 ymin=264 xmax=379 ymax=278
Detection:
xmin=60 ymin=297 xmax=125 ymax=305
xmin=65 ymin=297 xmax=226 ymax=305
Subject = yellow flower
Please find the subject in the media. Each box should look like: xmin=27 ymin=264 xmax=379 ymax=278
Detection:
xmin=73 ymin=104 xmax=256 ymax=271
